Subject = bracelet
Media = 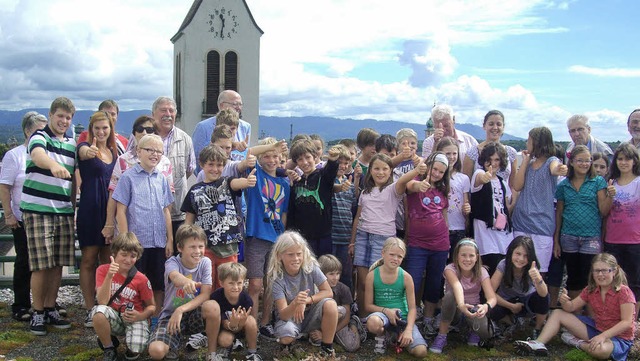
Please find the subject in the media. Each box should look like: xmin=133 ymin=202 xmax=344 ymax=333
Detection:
xmin=228 ymin=321 xmax=238 ymax=332
xmin=104 ymin=225 xmax=115 ymax=228
xmin=381 ymin=307 xmax=386 ymax=314
xmin=310 ymin=295 xmax=314 ymax=304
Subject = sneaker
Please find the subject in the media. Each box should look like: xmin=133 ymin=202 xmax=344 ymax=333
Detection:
xmin=374 ymin=335 xmax=386 ymax=354
xmin=319 ymin=345 xmax=336 ymax=357
xmin=186 ymin=332 xmax=208 ymax=352
xmin=12 ymin=307 xmax=31 ymax=322
xmin=308 ymin=336 xmax=321 ymax=347
xmin=125 ymin=348 xmax=140 ymax=360
xmin=259 ymin=324 xmax=275 ymax=341
xmin=103 ymin=347 xmax=117 ymax=361
xmin=246 ymin=353 xmax=263 ymax=361
xmin=30 ymin=312 xmax=46 ymax=336
xmin=514 ymin=339 xmax=549 ymax=356
xmin=45 ymin=309 xmax=71 ymax=329
xmin=217 ymin=346 xmax=232 ymax=360
xmin=97 ymin=335 xmax=120 ymax=350
xmin=350 ymin=314 xmax=367 ymax=342
xmin=422 ymin=317 xmax=438 ymax=337
xmin=278 ymin=344 xmax=305 ymax=359
xmin=207 ymin=353 xmax=224 ymax=361
xmin=467 ymin=332 xmax=480 ymax=346
xmin=429 ymin=334 xmax=447 ymax=354
xmin=55 ymin=302 xmax=67 ymax=317
xmin=84 ymin=310 xmax=93 ymax=328
xmin=561 ymin=332 xmax=585 ymax=349
xmin=232 ymin=338 xmax=244 ymax=351
xmin=165 ymin=349 xmax=179 ymax=360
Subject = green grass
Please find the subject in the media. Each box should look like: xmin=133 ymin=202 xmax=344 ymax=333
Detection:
xmin=0 ymin=330 xmax=36 ymax=354
xmin=58 ymin=344 xmax=102 ymax=361
xmin=563 ymin=348 xmax=597 ymax=361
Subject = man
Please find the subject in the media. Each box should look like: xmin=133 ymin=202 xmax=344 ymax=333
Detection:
xmin=77 ymin=99 xmax=129 ymax=154
xmin=192 ymin=90 xmax=252 ymax=172
xmin=627 ymin=109 xmax=640 ymax=148
xmin=421 ymin=104 xmax=478 ymax=164
xmin=565 ymin=114 xmax=612 ymax=161
xmin=152 ymin=96 xmax=196 ymax=240
xmin=21 ymin=97 xmax=76 ymax=335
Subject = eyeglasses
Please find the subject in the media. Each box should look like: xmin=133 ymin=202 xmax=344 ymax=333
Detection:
xmin=140 ymin=148 xmax=163 ymax=155
xmin=134 ymin=126 xmax=155 ymax=134
xmin=222 ymin=101 xmax=243 ymax=107
xmin=574 ymin=159 xmax=592 ymax=165
xmin=569 ymin=127 xmax=587 ymax=133
xmin=592 ymin=268 xmax=614 ymax=275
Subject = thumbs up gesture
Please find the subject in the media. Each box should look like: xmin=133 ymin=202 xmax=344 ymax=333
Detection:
xmin=528 ymin=261 xmax=542 ymax=285
xmin=416 ymin=179 xmax=431 ymax=192
xmin=400 ymin=146 xmax=412 ymax=160
xmin=246 ymin=168 xmax=257 ymax=187
xmin=416 ymin=162 xmax=428 ymax=176
xmin=479 ymin=165 xmax=494 ymax=184
xmin=86 ymin=138 xmax=100 ymax=159
xmin=606 ymin=179 xmax=616 ymax=197
xmin=340 ymin=175 xmax=352 ymax=192
xmin=434 ymin=122 xmax=444 ymax=142
xmin=107 ymin=255 xmax=119 ymax=277
xmin=244 ymin=149 xmax=256 ymax=169
xmin=555 ymin=163 xmax=568 ymax=177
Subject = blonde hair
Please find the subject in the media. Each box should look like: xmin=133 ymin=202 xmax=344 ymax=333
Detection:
xmin=331 ymin=144 xmax=352 ymax=162
xmin=587 ymin=253 xmax=628 ymax=292
xmin=266 ymin=231 xmax=318 ymax=296
xmin=396 ymin=128 xmax=418 ymax=143
xmin=369 ymin=237 xmax=407 ymax=271
xmin=217 ymin=262 xmax=247 ymax=282
xmin=257 ymin=137 xmax=278 ymax=161
xmin=452 ymin=238 xmax=484 ymax=282
xmin=137 ymin=134 xmax=162 ymax=149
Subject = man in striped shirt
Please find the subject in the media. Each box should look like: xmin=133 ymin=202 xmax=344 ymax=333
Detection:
xmin=20 ymin=97 xmax=77 ymax=336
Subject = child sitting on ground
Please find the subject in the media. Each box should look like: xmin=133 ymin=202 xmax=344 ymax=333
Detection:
xmin=317 ymin=254 xmax=364 ymax=352
xmin=92 ymin=232 xmax=155 ymax=361
xmin=147 ymin=224 xmax=222 ymax=361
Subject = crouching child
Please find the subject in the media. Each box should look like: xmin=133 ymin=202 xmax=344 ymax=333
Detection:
xmin=148 ymin=224 xmax=222 ymax=361
xmin=92 ymin=232 xmax=156 ymax=361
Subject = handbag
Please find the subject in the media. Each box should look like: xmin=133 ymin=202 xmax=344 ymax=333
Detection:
xmin=494 ymin=212 xmax=507 ymax=231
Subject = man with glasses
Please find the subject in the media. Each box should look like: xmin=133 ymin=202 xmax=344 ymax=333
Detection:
xmin=565 ymin=114 xmax=612 ymax=163
xmin=192 ymin=90 xmax=252 ymax=172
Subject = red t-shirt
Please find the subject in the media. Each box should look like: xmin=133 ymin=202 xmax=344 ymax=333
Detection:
xmin=95 ymin=264 xmax=153 ymax=313
xmin=579 ymin=284 xmax=636 ymax=340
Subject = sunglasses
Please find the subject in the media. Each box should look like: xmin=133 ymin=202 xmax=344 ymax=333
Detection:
xmin=134 ymin=126 xmax=155 ymax=134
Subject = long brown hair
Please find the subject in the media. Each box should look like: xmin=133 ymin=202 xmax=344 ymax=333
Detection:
xmin=88 ymin=111 xmax=117 ymax=158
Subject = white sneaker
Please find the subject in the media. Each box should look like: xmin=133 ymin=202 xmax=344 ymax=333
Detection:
xmin=374 ymin=335 xmax=386 ymax=354
xmin=514 ymin=339 xmax=548 ymax=356
xmin=186 ymin=332 xmax=208 ymax=351
xmin=561 ymin=332 xmax=585 ymax=349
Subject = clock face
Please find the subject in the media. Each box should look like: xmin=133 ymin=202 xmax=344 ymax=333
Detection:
xmin=206 ymin=7 xmax=238 ymax=39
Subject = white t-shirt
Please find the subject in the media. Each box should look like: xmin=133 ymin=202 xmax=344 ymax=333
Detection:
xmin=358 ymin=182 xmax=402 ymax=236
xmin=0 ymin=144 xmax=27 ymax=221
xmin=448 ymin=172 xmax=471 ymax=231
xmin=471 ymin=169 xmax=513 ymax=256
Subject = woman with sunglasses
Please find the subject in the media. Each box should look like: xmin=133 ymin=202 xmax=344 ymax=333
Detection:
xmin=101 ymin=115 xmax=174 ymax=247
xmin=77 ymin=111 xmax=119 ymax=326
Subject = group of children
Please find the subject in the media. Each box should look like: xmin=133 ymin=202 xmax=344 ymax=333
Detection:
xmin=89 ymin=105 xmax=639 ymax=361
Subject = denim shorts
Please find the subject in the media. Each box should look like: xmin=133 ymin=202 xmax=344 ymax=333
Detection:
xmin=365 ymin=311 xmax=427 ymax=350
xmin=560 ymin=234 xmax=601 ymax=255
xmin=353 ymin=230 xmax=392 ymax=268
xmin=577 ymin=315 xmax=633 ymax=361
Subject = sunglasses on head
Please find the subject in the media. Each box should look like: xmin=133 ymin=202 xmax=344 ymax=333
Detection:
xmin=134 ymin=126 xmax=155 ymax=134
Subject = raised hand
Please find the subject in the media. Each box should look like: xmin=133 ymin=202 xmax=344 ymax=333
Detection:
xmin=246 ymin=168 xmax=257 ymax=187
xmin=107 ymin=256 xmax=119 ymax=277
xmin=416 ymin=179 xmax=431 ymax=192
xmin=275 ymin=139 xmax=288 ymax=154
xmin=479 ymin=165 xmax=494 ymax=184
xmin=606 ymin=179 xmax=616 ymax=197
xmin=87 ymin=138 xmax=101 ymax=159
xmin=244 ymin=149 xmax=256 ymax=169
xmin=433 ymin=122 xmax=444 ymax=142
xmin=400 ymin=146 xmax=412 ymax=160
xmin=528 ymin=261 xmax=542 ymax=285
xmin=555 ymin=163 xmax=568 ymax=176
xmin=416 ymin=162 xmax=428 ymax=175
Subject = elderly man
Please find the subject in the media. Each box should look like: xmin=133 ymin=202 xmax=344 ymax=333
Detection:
xmin=192 ymin=90 xmax=252 ymax=172
xmin=152 ymin=96 xmax=196 ymax=239
xmin=421 ymin=104 xmax=478 ymax=162
xmin=565 ymin=114 xmax=612 ymax=161
xmin=627 ymin=109 xmax=640 ymax=148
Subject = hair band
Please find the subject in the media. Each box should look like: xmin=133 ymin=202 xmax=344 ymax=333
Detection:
xmin=434 ymin=153 xmax=449 ymax=167
xmin=458 ymin=239 xmax=478 ymax=249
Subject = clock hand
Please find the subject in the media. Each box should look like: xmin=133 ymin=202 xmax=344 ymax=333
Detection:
xmin=219 ymin=14 xmax=225 ymax=39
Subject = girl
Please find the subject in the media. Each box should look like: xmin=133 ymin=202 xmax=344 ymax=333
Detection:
xmin=512 ymin=127 xmax=567 ymax=274
xmin=490 ymin=236 xmax=549 ymax=339
xmin=436 ymin=136 xmax=471 ymax=262
xmin=404 ymin=151 xmax=451 ymax=336
xmin=554 ymin=145 xmax=614 ymax=301
xmin=429 ymin=238 xmax=497 ymax=354
xmin=591 ymin=152 xmax=610 ymax=178
xmin=603 ymin=143 xmax=640 ymax=315
xmin=76 ymin=111 xmax=118 ymax=325
xmin=349 ymin=153 xmax=426 ymax=316
xmin=515 ymin=253 xmax=636 ymax=361
xmin=470 ymin=142 xmax=514 ymax=275
xmin=266 ymin=231 xmax=338 ymax=357
xmin=364 ymin=237 xmax=427 ymax=358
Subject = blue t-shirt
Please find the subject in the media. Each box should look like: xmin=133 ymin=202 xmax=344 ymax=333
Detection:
xmin=244 ymin=162 xmax=290 ymax=242
xmin=555 ymin=175 xmax=606 ymax=237
xmin=512 ymin=157 xmax=559 ymax=236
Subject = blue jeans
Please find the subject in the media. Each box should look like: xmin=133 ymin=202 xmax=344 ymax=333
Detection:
xmin=333 ymin=244 xmax=353 ymax=289
xmin=404 ymin=246 xmax=448 ymax=304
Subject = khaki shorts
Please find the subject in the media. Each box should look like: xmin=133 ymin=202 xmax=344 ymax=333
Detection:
xmin=24 ymin=212 xmax=75 ymax=271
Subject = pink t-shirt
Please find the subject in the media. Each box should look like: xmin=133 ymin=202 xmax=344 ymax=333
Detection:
xmin=605 ymin=176 xmax=640 ymax=245
xmin=357 ymin=181 xmax=402 ymax=236
xmin=95 ymin=264 xmax=154 ymax=313
xmin=443 ymin=263 xmax=489 ymax=305
xmin=406 ymin=186 xmax=449 ymax=251
xmin=579 ymin=285 xmax=636 ymax=340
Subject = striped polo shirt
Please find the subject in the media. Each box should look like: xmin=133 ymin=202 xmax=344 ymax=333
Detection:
xmin=20 ymin=125 xmax=76 ymax=215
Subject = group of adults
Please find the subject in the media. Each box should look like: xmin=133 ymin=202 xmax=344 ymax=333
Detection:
xmin=1 ymin=90 xmax=254 ymax=330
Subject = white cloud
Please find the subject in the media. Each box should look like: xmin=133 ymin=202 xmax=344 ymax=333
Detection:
xmin=568 ymin=65 xmax=640 ymax=77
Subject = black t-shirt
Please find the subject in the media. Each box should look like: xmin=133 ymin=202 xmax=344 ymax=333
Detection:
xmin=210 ymin=287 xmax=254 ymax=320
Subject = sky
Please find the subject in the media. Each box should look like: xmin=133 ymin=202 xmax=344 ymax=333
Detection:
xmin=0 ymin=0 xmax=638 ymax=141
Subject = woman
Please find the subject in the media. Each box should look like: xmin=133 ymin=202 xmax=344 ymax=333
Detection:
xmin=77 ymin=111 xmax=118 ymax=326
xmin=463 ymin=110 xmax=518 ymax=188
xmin=0 ymin=111 xmax=47 ymax=321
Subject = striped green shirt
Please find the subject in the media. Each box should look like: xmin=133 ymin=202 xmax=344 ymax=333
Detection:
xmin=20 ymin=125 xmax=76 ymax=215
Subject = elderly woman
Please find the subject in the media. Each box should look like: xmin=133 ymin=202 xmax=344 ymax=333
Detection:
xmin=0 ymin=111 xmax=47 ymax=321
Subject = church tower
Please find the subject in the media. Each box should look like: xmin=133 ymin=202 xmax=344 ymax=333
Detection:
xmin=171 ymin=0 xmax=262 ymax=142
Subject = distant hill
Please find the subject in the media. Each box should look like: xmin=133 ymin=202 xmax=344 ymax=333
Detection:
xmin=0 ymin=110 xmax=522 ymax=143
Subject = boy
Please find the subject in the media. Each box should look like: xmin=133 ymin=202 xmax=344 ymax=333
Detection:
xmin=287 ymin=139 xmax=341 ymax=257
xmin=210 ymin=262 xmax=261 ymax=360
xmin=215 ymin=108 xmax=246 ymax=162
xmin=147 ymin=224 xmax=222 ymax=361
xmin=182 ymin=144 xmax=257 ymax=288
xmin=92 ymin=233 xmax=155 ymax=361
xmin=113 ymin=133 xmax=174 ymax=312
xmin=317 ymin=255 xmax=364 ymax=352
xmin=20 ymin=97 xmax=76 ymax=335
xmin=355 ymin=128 xmax=380 ymax=176
xmin=244 ymin=137 xmax=290 ymax=340
xmin=375 ymin=134 xmax=398 ymax=158
xmin=392 ymin=128 xmax=422 ymax=239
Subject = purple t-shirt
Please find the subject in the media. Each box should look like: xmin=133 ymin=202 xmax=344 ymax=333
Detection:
xmin=443 ymin=263 xmax=489 ymax=305
xmin=159 ymin=255 xmax=212 ymax=320
xmin=406 ymin=186 xmax=449 ymax=251
xmin=357 ymin=182 xmax=402 ymax=236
